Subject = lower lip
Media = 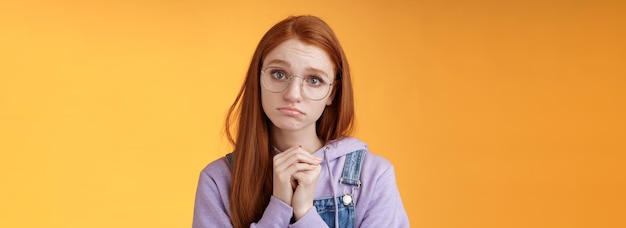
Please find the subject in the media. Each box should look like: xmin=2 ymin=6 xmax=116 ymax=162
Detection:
xmin=279 ymin=109 xmax=303 ymax=116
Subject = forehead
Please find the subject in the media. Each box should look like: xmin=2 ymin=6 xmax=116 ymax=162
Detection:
xmin=263 ymin=39 xmax=334 ymax=75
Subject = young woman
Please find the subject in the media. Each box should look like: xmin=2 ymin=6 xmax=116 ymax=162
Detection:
xmin=193 ymin=15 xmax=409 ymax=228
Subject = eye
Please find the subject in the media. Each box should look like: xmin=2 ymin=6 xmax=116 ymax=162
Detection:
xmin=306 ymin=76 xmax=325 ymax=86
xmin=270 ymin=69 xmax=288 ymax=80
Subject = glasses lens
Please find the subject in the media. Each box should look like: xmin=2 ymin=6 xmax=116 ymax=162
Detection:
xmin=261 ymin=67 xmax=290 ymax=92
xmin=302 ymin=77 xmax=332 ymax=100
xmin=261 ymin=67 xmax=333 ymax=101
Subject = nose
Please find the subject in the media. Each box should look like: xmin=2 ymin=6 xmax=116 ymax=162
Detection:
xmin=283 ymin=76 xmax=304 ymax=102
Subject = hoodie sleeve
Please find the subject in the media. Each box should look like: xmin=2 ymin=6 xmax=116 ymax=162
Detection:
xmin=359 ymin=165 xmax=410 ymax=228
xmin=192 ymin=162 xmax=295 ymax=228
xmin=252 ymin=196 xmax=293 ymax=227
xmin=192 ymin=168 xmax=233 ymax=228
xmin=288 ymin=207 xmax=329 ymax=228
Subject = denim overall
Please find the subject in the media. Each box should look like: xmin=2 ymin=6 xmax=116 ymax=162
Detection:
xmin=314 ymin=149 xmax=365 ymax=228
xmin=225 ymin=149 xmax=365 ymax=228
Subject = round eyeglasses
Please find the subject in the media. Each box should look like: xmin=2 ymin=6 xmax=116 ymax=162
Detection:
xmin=260 ymin=67 xmax=334 ymax=101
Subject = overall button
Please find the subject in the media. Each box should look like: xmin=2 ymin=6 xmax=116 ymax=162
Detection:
xmin=342 ymin=194 xmax=352 ymax=205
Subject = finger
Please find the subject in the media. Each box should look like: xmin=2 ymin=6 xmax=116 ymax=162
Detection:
xmin=275 ymin=161 xmax=317 ymax=186
xmin=284 ymin=162 xmax=318 ymax=176
xmin=292 ymin=170 xmax=319 ymax=186
xmin=275 ymin=148 xmax=321 ymax=169
xmin=273 ymin=145 xmax=314 ymax=165
xmin=274 ymin=156 xmax=320 ymax=176
xmin=274 ymin=154 xmax=302 ymax=174
xmin=276 ymin=145 xmax=321 ymax=162
xmin=272 ymin=145 xmax=301 ymax=168
xmin=292 ymin=146 xmax=323 ymax=162
xmin=294 ymin=165 xmax=321 ymax=182
xmin=291 ymin=178 xmax=298 ymax=190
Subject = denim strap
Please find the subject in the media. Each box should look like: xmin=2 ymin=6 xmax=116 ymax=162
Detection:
xmin=339 ymin=150 xmax=366 ymax=187
xmin=225 ymin=152 xmax=234 ymax=170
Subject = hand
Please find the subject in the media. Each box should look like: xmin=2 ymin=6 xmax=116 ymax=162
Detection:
xmin=272 ymin=145 xmax=321 ymax=206
xmin=291 ymin=162 xmax=321 ymax=220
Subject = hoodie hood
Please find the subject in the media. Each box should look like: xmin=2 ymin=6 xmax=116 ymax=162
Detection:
xmin=312 ymin=137 xmax=368 ymax=161
xmin=307 ymin=137 xmax=369 ymax=200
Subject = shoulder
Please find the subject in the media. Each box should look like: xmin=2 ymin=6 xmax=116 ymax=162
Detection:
xmin=362 ymin=151 xmax=394 ymax=174
xmin=199 ymin=156 xmax=232 ymax=182
xmin=356 ymin=150 xmax=398 ymax=188
xmin=332 ymin=137 xmax=395 ymax=177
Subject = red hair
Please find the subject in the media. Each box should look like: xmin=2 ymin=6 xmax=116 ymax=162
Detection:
xmin=225 ymin=15 xmax=354 ymax=228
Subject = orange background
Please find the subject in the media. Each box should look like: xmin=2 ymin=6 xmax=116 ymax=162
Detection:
xmin=1 ymin=0 xmax=625 ymax=227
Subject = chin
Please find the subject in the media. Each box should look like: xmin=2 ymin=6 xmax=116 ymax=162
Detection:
xmin=272 ymin=122 xmax=303 ymax=131
xmin=269 ymin=117 xmax=314 ymax=132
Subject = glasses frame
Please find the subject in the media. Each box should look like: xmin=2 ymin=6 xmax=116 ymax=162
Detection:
xmin=260 ymin=66 xmax=334 ymax=101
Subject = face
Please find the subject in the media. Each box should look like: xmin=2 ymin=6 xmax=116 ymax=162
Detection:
xmin=260 ymin=38 xmax=336 ymax=133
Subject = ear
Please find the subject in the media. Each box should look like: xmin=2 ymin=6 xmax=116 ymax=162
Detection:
xmin=326 ymin=86 xmax=337 ymax=106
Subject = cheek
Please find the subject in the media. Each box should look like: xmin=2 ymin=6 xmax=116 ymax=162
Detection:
xmin=310 ymin=101 xmax=329 ymax=119
xmin=260 ymin=90 xmax=273 ymax=115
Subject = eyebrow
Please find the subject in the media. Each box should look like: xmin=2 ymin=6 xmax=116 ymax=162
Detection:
xmin=265 ymin=59 xmax=331 ymax=78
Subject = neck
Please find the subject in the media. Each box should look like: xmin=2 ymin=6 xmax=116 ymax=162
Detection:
xmin=270 ymin=126 xmax=324 ymax=153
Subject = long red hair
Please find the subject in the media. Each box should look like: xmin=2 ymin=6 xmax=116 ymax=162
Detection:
xmin=225 ymin=15 xmax=354 ymax=228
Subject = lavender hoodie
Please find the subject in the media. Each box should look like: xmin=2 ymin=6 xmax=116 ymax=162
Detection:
xmin=192 ymin=137 xmax=409 ymax=227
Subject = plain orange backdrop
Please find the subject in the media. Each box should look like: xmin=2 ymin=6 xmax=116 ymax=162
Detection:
xmin=1 ymin=0 xmax=625 ymax=227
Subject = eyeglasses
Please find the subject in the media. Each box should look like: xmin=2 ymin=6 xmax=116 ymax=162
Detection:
xmin=260 ymin=67 xmax=334 ymax=101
